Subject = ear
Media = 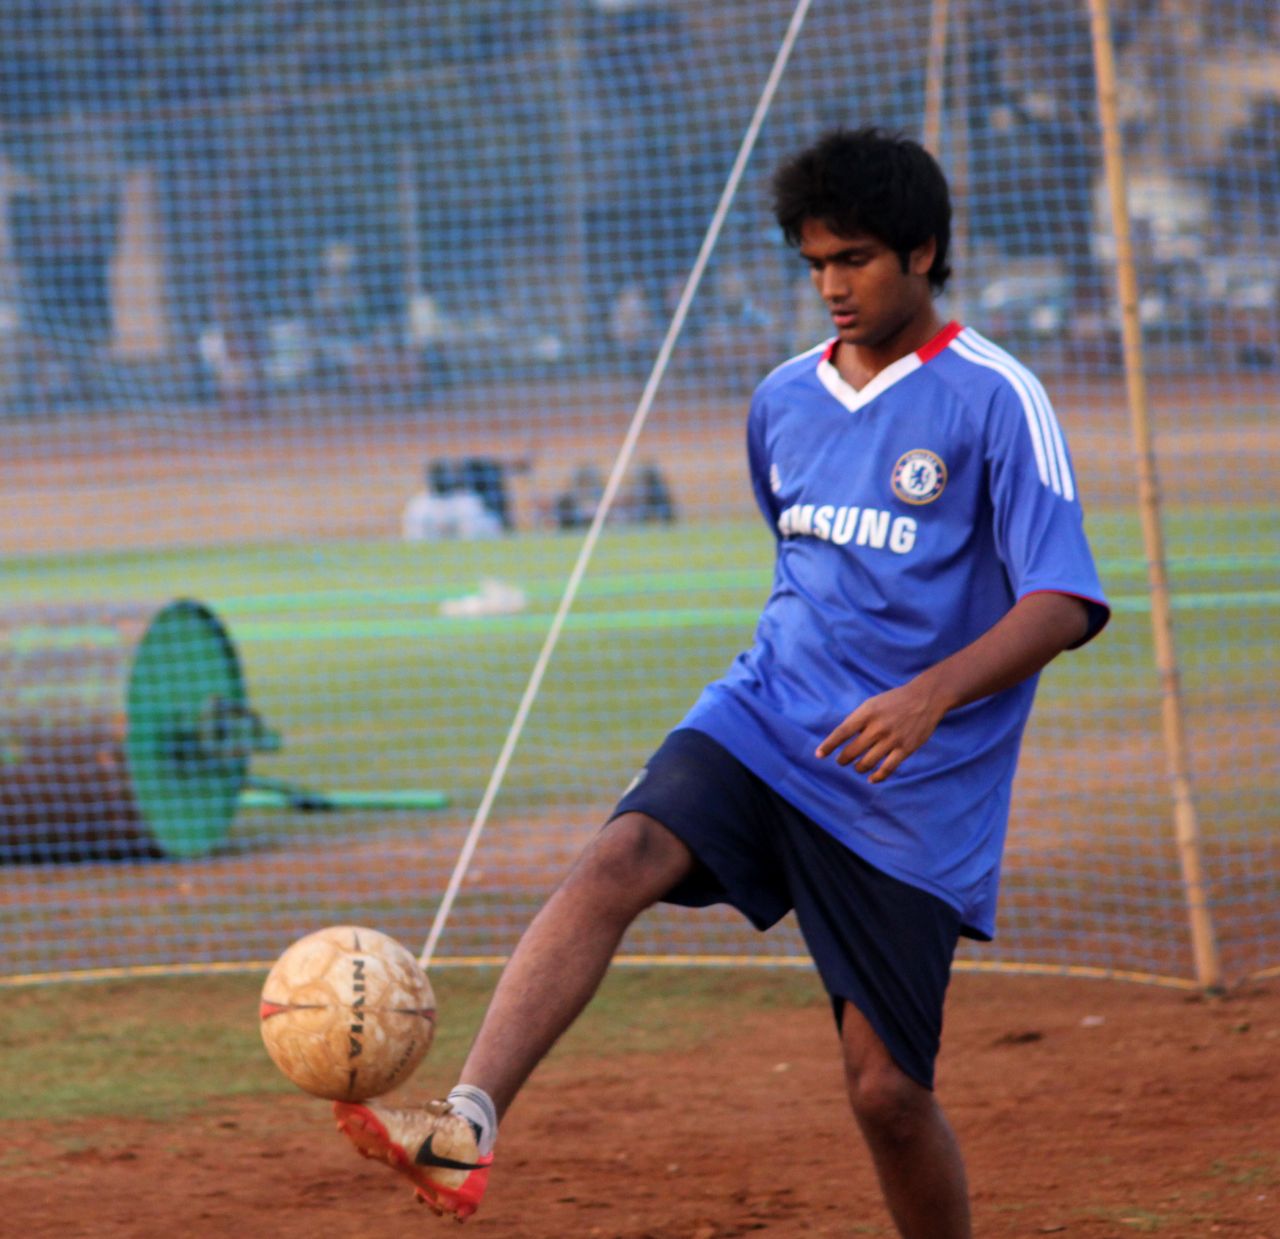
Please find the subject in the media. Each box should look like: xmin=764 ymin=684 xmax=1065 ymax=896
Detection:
xmin=909 ymin=237 xmax=937 ymax=278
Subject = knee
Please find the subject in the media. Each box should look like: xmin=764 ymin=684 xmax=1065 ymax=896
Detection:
xmin=569 ymin=813 xmax=691 ymax=904
xmin=846 ymin=1061 xmax=932 ymax=1148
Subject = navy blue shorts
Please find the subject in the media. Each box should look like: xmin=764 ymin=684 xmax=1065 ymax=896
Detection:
xmin=610 ymin=728 xmax=962 ymax=1089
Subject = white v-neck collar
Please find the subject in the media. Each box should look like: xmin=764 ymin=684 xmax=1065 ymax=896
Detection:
xmin=817 ymin=348 xmax=922 ymax=412
xmin=814 ymin=321 xmax=962 ymax=412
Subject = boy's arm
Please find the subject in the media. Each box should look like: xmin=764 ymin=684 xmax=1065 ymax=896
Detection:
xmin=815 ymin=590 xmax=1090 ymax=784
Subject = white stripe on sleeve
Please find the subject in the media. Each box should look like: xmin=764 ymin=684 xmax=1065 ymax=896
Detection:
xmin=951 ymin=330 xmax=1075 ymax=499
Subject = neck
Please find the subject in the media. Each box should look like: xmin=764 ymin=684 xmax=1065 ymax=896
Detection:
xmin=834 ymin=306 xmax=946 ymax=389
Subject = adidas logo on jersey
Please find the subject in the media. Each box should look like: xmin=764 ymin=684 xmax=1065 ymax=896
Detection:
xmin=776 ymin=503 xmax=917 ymax=554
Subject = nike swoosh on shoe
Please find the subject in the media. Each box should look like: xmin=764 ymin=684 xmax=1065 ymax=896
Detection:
xmin=415 ymin=1132 xmax=486 ymax=1172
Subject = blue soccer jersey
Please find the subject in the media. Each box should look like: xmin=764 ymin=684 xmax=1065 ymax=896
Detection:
xmin=680 ymin=321 xmax=1109 ymax=938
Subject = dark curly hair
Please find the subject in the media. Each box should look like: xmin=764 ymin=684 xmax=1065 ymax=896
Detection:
xmin=771 ymin=127 xmax=952 ymax=292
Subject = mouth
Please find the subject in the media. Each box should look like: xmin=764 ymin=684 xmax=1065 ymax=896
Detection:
xmin=829 ymin=307 xmax=858 ymax=330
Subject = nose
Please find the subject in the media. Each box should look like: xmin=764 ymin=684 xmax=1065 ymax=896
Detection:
xmin=817 ymin=264 xmax=849 ymax=303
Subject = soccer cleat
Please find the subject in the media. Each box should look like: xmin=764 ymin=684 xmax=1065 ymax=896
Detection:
xmin=334 ymin=1098 xmax=493 ymax=1220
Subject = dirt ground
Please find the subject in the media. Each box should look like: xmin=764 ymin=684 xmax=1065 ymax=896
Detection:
xmin=6 ymin=971 xmax=1278 ymax=1239
xmin=2 ymin=372 xmax=1278 ymax=556
xmin=3 ymin=380 xmax=1278 ymax=1237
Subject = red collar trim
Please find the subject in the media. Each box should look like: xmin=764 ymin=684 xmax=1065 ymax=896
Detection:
xmin=819 ymin=320 xmax=963 ymax=369
xmin=916 ymin=320 xmax=964 ymax=362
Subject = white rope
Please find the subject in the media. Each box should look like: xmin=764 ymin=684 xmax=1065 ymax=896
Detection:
xmin=420 ymin=0 xmax=815 ymax=968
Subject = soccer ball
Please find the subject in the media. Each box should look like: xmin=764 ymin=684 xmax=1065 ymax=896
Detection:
xmin=259 ymin=925 xmax=436 ymax=1101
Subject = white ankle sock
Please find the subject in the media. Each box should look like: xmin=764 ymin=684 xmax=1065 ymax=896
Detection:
xmin=446 ymin=1084 xmax=498 ymax=1156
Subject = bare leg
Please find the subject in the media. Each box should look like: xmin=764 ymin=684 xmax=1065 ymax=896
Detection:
xmin=457 ymin=812 xmax=694 ymax=1118
xmin=840 ymin=1001 xmax=972 ymax=1239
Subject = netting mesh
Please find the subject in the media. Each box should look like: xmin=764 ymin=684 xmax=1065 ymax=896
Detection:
xmin=1 ymin=0 xmax=1276 ymax=986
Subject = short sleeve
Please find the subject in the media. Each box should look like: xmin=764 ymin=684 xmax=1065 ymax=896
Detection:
xmin=746 ymin=390 xmax=781 ymax=536
xmin=984 ymin=376 xmax=1110 ymax=646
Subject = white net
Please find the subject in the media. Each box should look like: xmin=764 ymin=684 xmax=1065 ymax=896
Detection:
xmin=1 ymin=0 xmax=1276 ymax=987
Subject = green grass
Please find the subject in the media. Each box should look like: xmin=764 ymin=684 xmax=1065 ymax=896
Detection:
xmin=2 ymin=509 xmax=1276 ymax=828
xmin=0 ymin=967 xmax=825 ymax=1123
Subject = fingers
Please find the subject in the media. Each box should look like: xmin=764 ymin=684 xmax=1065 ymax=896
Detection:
xmin=816 ymin=727 xmax=870 ymax=766
xmin=814 ymin=721 xmax=856 ymax=760
xmin=840 ymin=735 xmax=906 ymax=782
xmin=815 ymin=701 xmax=875 ymax=760
xmin=864 ymin=746 xmax=908 ymax=784
xmin=815 ymin=708 xmax=910 ymax=782
xmin=816 ymin=720 xmax=886 ymax=772
xmin=851 ymin=735 xmax=898 ymax=778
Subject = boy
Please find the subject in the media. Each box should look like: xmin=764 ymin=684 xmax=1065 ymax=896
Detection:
xmin=333 ymin=127 xmax=1109 ymax=1239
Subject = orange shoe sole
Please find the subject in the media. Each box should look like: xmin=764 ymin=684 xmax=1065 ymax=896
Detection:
xmin=333 ymin=1102 xmax=490 ymax=1220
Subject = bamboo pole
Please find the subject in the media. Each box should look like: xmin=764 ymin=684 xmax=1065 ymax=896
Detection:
xmin=923 ymin=0 xmax=951 ymax=156
xmin=1084 ymin=0 xmax=1222 ymax=991
xmin=924 ymin=0 xmax=972 ymax=321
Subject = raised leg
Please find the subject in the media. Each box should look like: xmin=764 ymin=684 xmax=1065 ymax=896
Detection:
xmin=459 ymin=811 xmax=695 ymax=1117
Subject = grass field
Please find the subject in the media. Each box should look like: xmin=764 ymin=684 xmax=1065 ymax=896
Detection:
xmin=5 ymin=506 xmax=1277 ymax=806
xmin=2 ymin=502 xmax=1277 ymax=983
xmin=0 ymin=966 xmax=825 ymax=1123
xmin=3 ymin=968 xmax=880 ymax=1120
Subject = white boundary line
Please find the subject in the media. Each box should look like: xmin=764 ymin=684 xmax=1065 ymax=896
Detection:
xmin=419 ymin=0 xmax=817 ymax=968
xmin=0 ymin=955 xmax=1204 ymax=992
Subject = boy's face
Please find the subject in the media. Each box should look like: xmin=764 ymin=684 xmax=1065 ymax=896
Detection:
xmin=798 ymin=218 xmax=937 ymax=351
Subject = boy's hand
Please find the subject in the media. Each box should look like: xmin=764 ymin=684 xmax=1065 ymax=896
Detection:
xmin=815 ymin=678 xmax=949 ymax=784
xmin=816 ymin=594 xmax=1094 ymax=782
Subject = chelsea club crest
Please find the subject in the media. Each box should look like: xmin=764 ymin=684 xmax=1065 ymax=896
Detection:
xmin=891 ymin=449 xmax=947 ymax=505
